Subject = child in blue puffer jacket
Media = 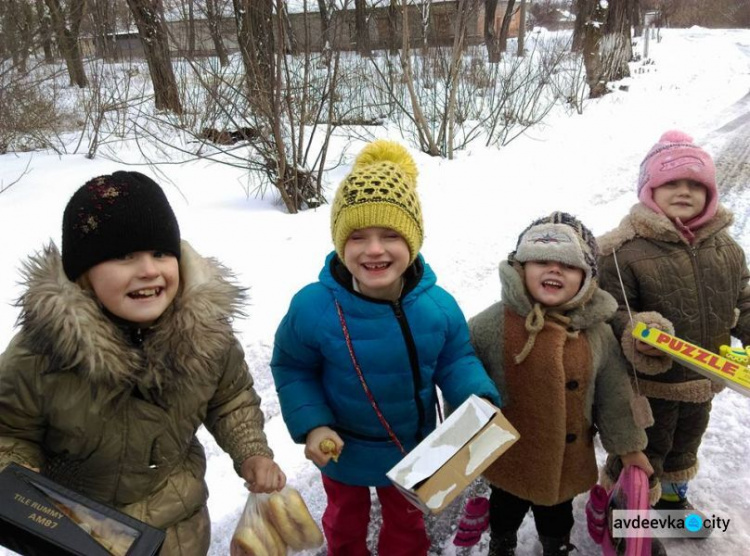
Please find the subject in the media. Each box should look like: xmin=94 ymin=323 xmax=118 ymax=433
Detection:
xmin=271 ymin=140 xmax=501 ymax=556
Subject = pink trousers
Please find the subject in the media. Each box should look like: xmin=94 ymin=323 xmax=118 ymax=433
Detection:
xmin=321 ymin=475 xmax=430 ymax=556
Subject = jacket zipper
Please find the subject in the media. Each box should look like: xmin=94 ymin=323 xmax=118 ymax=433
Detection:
xmin=130 ymin=326 xmax=144 ymax=346
xmin=687 ymin=245 xmax=709 ymax=347
xmin=391 ymin=300 xmax=426 ymax=441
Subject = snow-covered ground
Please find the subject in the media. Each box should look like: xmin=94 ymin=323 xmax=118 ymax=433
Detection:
xmin=1 ymin=27 xmax=749 ymax=555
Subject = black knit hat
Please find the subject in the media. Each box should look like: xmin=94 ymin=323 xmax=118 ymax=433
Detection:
xmin=62 ymin=171 xmax=181 ymax=280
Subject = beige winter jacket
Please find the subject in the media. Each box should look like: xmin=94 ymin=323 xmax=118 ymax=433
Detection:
xmin=598 ymin=203 xmax=750 ymax=403
xmin=469 ymin=262 xmax=646 ymax=506
xmin=0 ymin=242 xmax=272 ymax=556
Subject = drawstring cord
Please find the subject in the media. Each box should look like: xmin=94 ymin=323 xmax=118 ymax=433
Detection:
xmin=514 ymin=304 xmax=579 ymax=364
xmin=612 ymin=247 xmax=644 ymax=397
xmin=612 ymin=248 xmax=654 ymax=428
xmin=514 ymin=303 xmax=545 ymax=364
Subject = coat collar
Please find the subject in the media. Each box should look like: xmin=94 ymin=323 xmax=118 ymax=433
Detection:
xmin=15 ymin=241 xmax=245 ymax=397
xmin=319 ymin=251 xmax=435 ymax=308
xmin=598 ymin=203 xmax=734 ymax=256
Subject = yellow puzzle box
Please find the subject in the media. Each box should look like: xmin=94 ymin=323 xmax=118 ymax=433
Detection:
xmin=632 ymin=322 xmax=750 ymax=397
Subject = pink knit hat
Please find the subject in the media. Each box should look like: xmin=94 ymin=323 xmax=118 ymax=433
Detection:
xmin=637 ymin=130 xmax=718 ymax=228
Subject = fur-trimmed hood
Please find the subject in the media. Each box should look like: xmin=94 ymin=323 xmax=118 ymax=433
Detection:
xmin=598 ymin=202 xmax=734 ymax=255
xmin=15 ymin=241 xmax=246 ymax=396
xmin=499 ymin=260 xmax=618 ymax=331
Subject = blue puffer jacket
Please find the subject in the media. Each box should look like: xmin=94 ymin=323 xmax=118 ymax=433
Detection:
xmin=272 ymin=252 xmax=501 ymax=486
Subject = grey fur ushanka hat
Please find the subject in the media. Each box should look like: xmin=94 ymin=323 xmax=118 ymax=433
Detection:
xmin=510 ymin=211 xmax=599 ymax=308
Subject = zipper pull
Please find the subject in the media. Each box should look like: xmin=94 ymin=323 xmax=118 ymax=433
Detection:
xmin=392 ymin=300 xmax=403 ymax=318
xmin=130 ymin=327 xmax=144 ymax=346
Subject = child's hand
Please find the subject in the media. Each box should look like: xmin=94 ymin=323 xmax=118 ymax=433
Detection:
xmin=620 ymin=451 xmax=654 ymax=477
xmin=635 ymin=319 xmax=669 ymax=357
xmin=240 ymin=455 xmax=286 ymax=493
xmin=305 ymin=426 xmax=344 ymax=467
xmin=635 ymin=340 xmax=663 ymax=357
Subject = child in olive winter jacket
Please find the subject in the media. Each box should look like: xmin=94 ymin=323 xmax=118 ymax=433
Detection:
xmin=0 ymin=172 xmax=285 ymax=556
xmin=470 ymin=212 xmax=651 ymax=556
xmin=271 ymin=140 xmax=501 ymax=556
xmin=598 ymin=130 xmax=750 ymax=511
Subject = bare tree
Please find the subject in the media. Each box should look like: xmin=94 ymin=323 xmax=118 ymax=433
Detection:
xmin=88 ymin=0 xmax=120 ymax=61
xmin=604 ymin=0 xmax=634 ymax=80
xmin=441 ymin=0 xmax=475 ymax=158
xmin=234 ymin=0 xmax=274 ymax=110
xmin=279 ymin=1 xmax=298 ymax=55
xmin=45 ymin=0 xmax=88 ymax=87
xmin=1 ymin=1 xmax=34 ymax=72
xmin=204 ymin=0 xmax=229 ymax=66
xmin=517 ymin=0 xmax=527 ymax=56
xmin=187 ymin=0 xmax=195 ymax=57
xmin=572 ymin=0 xmax=588 ymax=51
xmin=354 ymin=0 xmax=371 ymax=56
xmin=484 ymin=0 xmax=502 ymax=63
xmin=497 ymin=0 xmax=517 ymax=56
xmin=398 ymin=0 xmax=438 ymax=154
xmin=632 ymin=0 xmax=642 ymax=36
xmin=127 ymin=0 xmax=183 ymax=113
xmin=35 ymin=0 xmax=54 ymax=63
xmin=387 ymin=0 xmax=399 ymax=55
xmin=317 ymin=0 xmax=331 ymax=52
xmin=577 ymin=0 xmax=608 ymax=97
xmin=213 ymin=0 xmax=333 ymax=213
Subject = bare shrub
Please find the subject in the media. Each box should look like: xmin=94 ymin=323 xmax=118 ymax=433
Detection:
xmin=0 ymin=65 xmax=63 ymax=154
xmin=77 ymin=61 xmax=145 ymax=159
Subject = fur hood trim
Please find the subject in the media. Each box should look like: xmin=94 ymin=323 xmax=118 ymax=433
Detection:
xmin=15 ymin=241 xmax=246 ymax=396
xmin=499 ymin=260 xmax=617 ymax=330
xmin=598 ymin=203 xmax=734 ymax=255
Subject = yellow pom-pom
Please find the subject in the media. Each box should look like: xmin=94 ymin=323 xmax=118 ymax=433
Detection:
xmin=352 ymin=140 xmax=418 ymax=187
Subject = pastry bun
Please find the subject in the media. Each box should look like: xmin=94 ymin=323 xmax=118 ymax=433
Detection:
xmin=232 ymin=513 xmax=286 ymax=556
xmin=267 ymin=488 xmax=324 ymax=550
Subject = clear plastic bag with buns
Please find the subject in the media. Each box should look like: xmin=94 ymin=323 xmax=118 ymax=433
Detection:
xmin=230 ymin=486 xmax=324 ymax=555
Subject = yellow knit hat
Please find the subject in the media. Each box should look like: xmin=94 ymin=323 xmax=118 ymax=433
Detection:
xmin=331 ymin=140 xmax=423 ymax=264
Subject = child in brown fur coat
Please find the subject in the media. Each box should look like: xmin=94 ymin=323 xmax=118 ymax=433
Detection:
xmin=469 ymin=212 xmax=651 ymax=556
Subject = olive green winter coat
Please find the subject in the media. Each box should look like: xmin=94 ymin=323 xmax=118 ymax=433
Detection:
xmin=0 ymin=242 xmax=273 ymax=556
xmin=469 ymin=262 xmax=646 ymax=506
xmin=598 ymin=203 xmax=750 ymax=402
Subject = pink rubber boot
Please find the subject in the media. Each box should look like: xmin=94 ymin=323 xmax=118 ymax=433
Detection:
xmin=453 ymin=496 xmax=490 ymax=547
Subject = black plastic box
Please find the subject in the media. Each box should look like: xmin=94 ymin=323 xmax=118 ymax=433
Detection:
xmin=0 ymin=463 xmax=164 ymax=556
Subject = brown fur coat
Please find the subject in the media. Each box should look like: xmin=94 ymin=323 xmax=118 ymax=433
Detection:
xmin=469 ymin=261 xmax=646 ymax=506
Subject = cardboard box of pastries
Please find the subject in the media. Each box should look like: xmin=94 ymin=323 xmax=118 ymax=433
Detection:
xmin=0 ymin=463 xmax=165 ymax=556
xmin=387 ymin=395 xmax=519 ymax=513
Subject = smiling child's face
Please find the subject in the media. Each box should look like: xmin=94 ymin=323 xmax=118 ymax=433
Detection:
xmin=523 ymin=260 xmax=584 ymax=308
xmin=343 ymin=227 xmax=410 ymax=301
xmin=87 ymin=250 xmax=179 ymax=325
